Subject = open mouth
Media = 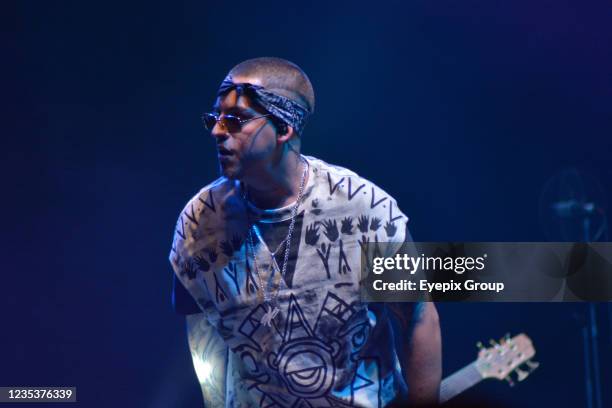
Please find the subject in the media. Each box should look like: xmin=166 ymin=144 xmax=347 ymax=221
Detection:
xmin=217 ymin=146 xmax=233 ymax=156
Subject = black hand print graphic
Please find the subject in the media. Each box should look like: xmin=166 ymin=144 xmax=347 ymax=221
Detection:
xmin=306 ymin=222 xmax=332 ymax=279
xmin=384 ymin=221 xmax=397 ymax=237
xmin=341 ymin=217 xmax=354 ymax=235
xmin=357 ymin=215 xmax=369 ymax=233
xmin=194 ymin=254 xmax=210 ymax=272
xmin=370 ymin=217 xmax=381 ymax=232
xmin=305 ymin=223 xmax=320 ymax=246
xmin=322 ymin=219 xmax=339 ymax=242
xmin=183 ymin=259 xmax=198 ymax=280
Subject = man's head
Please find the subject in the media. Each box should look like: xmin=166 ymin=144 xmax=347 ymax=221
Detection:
xmin=208 ymin=57 xmax=314 ymax=180
xmin=228 ymin=57 xmax=315 ymax=115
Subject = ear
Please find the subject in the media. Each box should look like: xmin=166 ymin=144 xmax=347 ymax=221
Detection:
xmin=276 ymin=125 xmax=295 ymax=144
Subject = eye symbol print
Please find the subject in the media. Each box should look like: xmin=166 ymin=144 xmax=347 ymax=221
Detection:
xmin=285 ymin=354 xmax=326 ymax=388
xmin=269 ymin=340 xmax=337 ymax=398
xmin=238 ymin=292 xmax=384 ymax=406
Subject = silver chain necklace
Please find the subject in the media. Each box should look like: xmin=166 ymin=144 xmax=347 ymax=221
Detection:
xmin=251 ymin=223 xmax=287 ymax=257
xmin=245 ymin=156 xmax=308 ymax=327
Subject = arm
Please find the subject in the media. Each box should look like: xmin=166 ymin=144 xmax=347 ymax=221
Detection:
xmin=171 ymin=273 xmax=228 ymax=405
xmin=406 ymin=302 xmax=442 ymax=406
xmin=388 ymin=302 xmax=441 ymax=406
xmin=169 ymin=208 xmax=228 ymax=406
xmin=186 ymin=313 xmax=228 ymax=408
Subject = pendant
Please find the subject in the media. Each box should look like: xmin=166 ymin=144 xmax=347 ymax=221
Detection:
xmin=261 ymin=304 xmax=280 ymax=327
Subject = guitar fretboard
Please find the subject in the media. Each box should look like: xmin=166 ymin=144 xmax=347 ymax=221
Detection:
xmin=439 ymin=362 xmax=482 ymax=404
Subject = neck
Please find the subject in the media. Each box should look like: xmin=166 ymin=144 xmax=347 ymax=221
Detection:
xmin=242 ymin=150 xmax=307 ymax=209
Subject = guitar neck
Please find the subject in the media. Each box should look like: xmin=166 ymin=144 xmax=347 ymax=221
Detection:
xmin=439 ymin=361 xmax=483 ymax=404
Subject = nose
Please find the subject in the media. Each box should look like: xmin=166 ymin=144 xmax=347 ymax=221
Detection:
xmin=211 ymin=121 xmax=229 ymax=141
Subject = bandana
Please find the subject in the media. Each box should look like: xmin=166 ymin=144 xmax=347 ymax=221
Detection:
xmin=216 ymin=77 xmax=311 ymax=135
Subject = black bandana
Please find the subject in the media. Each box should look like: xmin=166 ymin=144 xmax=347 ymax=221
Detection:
xmin=217 ymin=77 xmax=312 ymax=135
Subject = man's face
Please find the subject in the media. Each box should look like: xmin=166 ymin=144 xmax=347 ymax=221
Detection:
xmin=211 ymin=87 xmax=278 ymax=180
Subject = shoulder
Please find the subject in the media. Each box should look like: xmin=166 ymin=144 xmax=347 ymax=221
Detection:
xmin=306 ymin=155 xmax=408 ymax=220
xmin=176 ymin=177 xmax=234 ymax=233
xmin=169 ymin=177 xmax=237 ymax=263
xmin=169 ymin=178 xmax=236 ymax=313
xmin=305 ymin=155 xmax=410 ymax=245
xmin=306 ymin=155 xmax=361 ymax=178
xmin=179 ymin=177 xmax=234 ymax=224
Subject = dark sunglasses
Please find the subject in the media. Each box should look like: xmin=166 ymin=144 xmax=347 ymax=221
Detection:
xmin=201 ymin=112 xmax=272 ymax=133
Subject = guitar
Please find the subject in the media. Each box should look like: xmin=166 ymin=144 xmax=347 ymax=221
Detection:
xmin=439 ymin=333 xmax=538 ymax=404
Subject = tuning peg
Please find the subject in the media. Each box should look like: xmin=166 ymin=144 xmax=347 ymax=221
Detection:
xmin=505 ymin=376 xmax=515 ymax=387
xmin=515 ymin=367 xmax=529 ymax=382
xmin=525 ymin=360 xmax=540 ymax=371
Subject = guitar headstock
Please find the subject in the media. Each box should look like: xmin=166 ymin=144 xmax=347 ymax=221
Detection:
xmin=474 ymin=333 xmax=538 ymax=386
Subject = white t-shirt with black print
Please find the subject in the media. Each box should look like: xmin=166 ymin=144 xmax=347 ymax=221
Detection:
xmin=169 ymin=155 xmax=411 ymax=408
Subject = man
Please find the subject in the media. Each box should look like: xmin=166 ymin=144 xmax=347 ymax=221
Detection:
xmin=169 ymin=57 xmax=441 ymax=407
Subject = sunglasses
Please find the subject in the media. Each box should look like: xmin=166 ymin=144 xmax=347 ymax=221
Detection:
xmin=201 ymin=112 xmax=272 ymax=133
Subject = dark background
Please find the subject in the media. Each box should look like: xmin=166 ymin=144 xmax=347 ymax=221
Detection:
xmin=3 ymin=0 xmax=611 ymax=407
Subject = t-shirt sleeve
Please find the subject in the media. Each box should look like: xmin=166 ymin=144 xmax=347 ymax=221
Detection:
xmin=379 ymin=198 xmax=410 ymax=259
xmin=168 ymin=210 xmax=204 ymax=315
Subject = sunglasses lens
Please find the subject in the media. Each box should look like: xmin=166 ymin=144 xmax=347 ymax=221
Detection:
xmin=202 ymin=113 xmax=217 ymax=131
xmin=222 ymin=115 xmax=242 ymax=133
